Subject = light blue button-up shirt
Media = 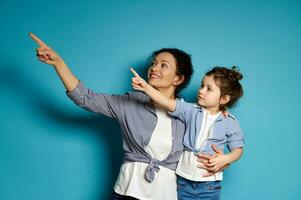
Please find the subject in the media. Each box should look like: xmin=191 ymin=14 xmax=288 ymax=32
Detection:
xmin=169 ymin=99 xmax=244 ymax=155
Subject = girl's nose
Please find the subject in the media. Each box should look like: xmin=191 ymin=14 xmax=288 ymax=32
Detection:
xmin=198 ymin=88 xmax=204 ymax=95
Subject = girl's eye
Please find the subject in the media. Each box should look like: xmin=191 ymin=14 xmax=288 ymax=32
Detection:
xmin=162 ymin=64 xmax=168 ymax=68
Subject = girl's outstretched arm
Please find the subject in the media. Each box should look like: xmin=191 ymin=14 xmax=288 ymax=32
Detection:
xmin=130 ymin=68 xmax=176 ymax=111
xmin=29 ymin=32 xmax=79 ymax=92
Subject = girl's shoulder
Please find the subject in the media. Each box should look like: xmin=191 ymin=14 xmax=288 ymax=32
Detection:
xmin=222 ymin=111 xmax=242 ymax=131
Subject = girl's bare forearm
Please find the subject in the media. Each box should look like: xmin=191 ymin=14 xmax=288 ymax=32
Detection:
xmin=144 ymin=84 xmax=176 ymax=111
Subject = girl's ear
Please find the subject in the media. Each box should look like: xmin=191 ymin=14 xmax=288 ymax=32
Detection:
xmin=173 ymin=75 xmax=185 ymax=86
xmin=220 ymin=95 xmax=230 ymax=105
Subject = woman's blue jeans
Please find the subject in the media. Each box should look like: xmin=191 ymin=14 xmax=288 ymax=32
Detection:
xmin=177 ymin=176 xmax=221 ymax=200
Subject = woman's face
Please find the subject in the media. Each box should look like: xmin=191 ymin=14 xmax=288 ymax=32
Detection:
xmin=147 ymin=52 xmax=181 ymax=92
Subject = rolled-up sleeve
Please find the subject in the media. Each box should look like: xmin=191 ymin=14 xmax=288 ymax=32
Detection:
xmin=66 ymin=81 xmax=126 ymax=118
xmin=226 ymin=120 xmax=245 ymax=150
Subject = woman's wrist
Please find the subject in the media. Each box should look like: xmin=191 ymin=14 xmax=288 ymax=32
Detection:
xmin=53 ymin=60 xmax=66 ymax=69
xmin=224 ymin=154 xmax=234 ymax=165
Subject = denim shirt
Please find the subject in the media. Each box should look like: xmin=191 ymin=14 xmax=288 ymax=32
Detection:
xmin=66 ymin=81 xmax=185 ymax=182
xmin=169 ymin=99 xmax=244 ymax=155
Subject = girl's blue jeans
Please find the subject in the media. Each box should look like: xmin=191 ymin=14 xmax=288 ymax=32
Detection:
xmin=177 ymin=176 xmax=221 ymax=200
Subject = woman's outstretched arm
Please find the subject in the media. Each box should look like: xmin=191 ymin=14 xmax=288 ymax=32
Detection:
xmin=29 ymin=32 xmax=79 ymax=92
xmin=30 ymin=33 xmax=125 ymax=117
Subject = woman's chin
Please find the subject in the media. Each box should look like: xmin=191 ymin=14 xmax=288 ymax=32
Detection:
xmin=148 ymin=80 xmax=160 ymax=87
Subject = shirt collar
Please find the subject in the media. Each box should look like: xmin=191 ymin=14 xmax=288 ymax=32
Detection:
xmin=195 ymin=105 xmax=236 ymax=121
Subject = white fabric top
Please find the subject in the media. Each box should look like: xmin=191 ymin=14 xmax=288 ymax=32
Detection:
xmin=196 ymin=110 xmax=221 ymax=148
xmin=176 ymin=109 xmax=223 ymax=181
xmin=114 ymin=106 xmax=177 ymax=200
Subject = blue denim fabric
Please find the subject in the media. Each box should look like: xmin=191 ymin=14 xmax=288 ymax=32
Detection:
xmin=177 ymin=176 xmax=221 ymax=200
xmin=110 ymin=191 xmax=138 ymax=200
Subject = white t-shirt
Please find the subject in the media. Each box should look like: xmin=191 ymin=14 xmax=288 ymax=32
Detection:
xmin=114 ymin=106 xmax=177 ymax=200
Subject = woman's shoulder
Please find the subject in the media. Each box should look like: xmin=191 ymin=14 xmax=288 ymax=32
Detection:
xmin=124 ymin=91 xmax=151 ymax=103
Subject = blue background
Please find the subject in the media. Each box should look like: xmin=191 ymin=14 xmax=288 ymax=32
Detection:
xmin=0 ymin=0 xmax=300 ymax=199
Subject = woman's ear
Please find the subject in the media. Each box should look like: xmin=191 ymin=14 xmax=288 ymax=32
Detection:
xmin=220 ymin=95 xmax=230 ymax=105
xmin=173 ymin=75 xmax=185 ymax=86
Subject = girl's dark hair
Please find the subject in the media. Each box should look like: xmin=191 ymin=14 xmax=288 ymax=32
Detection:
xmin=205 ymin=66 xmax=243 ymax=111
xmin=151 ymin=48 xmax=194 ymax=97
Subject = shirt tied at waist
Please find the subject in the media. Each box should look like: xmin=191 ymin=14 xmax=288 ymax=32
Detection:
xmin=145 ymin=158 xmax=160 ymax=182
xmin=123 ymin=151 xmax=179 ymax=183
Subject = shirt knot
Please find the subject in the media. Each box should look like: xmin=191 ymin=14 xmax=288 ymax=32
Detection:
xmin=145 ymin=159 xmax=160 ymax=182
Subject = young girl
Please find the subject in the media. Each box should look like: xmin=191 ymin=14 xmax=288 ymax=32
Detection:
xmin=131 ymin=66 xmax=244 ymax=200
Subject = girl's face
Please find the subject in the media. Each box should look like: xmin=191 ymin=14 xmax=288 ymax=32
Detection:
xmin=197 ymin=75 xmax=222 ymax=113
xmin=147 ymin=52 xmax=182 ymax=94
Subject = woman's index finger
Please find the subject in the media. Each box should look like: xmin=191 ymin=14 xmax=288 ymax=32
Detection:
xmin=29 ymin=32 xmax=49 ymax=48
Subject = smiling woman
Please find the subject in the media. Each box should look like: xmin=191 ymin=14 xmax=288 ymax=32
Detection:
xmin=149 ymin=49 xmax=194 ymax=98
xmin=29 ymin=32 xmax=198 ymax=199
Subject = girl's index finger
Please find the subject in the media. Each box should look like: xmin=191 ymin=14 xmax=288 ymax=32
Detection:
xmin=29 ymin=32 xmax=49 ymax=48
xmin=130 ymin=68 xmax=141 ymax=78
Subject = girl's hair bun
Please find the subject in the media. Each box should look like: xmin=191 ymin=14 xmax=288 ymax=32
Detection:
xmin=227 ymin=66 xmax=243 ymax=82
